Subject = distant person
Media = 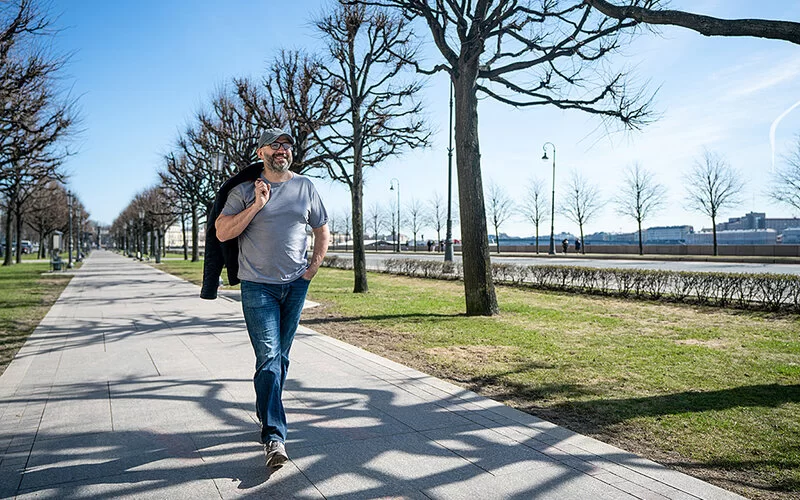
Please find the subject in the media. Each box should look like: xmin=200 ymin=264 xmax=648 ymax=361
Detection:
xmin=575 ymin=238 xmax=581 ymax=253
xmin=562 ymin=238 xmax=569 ymax=254
xmin=214 ymin=127 xmax=330 ymax=469
xmin=427 ymin=239 xmax=434 ymax=252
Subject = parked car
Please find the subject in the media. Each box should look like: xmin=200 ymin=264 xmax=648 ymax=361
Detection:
xmin=20 ymin=240 xmax=33 ymax=254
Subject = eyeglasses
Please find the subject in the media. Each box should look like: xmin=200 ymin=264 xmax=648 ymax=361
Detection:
xmin=269 ymin=142 xmax=293 ymax=151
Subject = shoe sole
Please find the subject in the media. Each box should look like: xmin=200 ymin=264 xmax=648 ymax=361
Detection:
xmin=266 ymin=453 xmax=288 ymax=469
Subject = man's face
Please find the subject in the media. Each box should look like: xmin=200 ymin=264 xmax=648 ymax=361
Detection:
xmin=258 ymin=135 xmax=293 ymax=173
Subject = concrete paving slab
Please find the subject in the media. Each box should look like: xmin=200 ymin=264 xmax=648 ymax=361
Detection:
xmin=0 ymin=251 xmax=747 ymax=499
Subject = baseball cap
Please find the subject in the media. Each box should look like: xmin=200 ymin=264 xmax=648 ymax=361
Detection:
xmin=257 ymin=128 xmax=295 ymax=150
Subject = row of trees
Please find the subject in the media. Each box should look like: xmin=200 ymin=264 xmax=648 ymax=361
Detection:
xmin=111 ymin=186 xmax=175 ymax=264
xmin=113 ymin=4 xmax=430 ymax=294
xmin=0 ymin=0 xmax=82 ymax=265
xmin=328 ymin=192 xmax=454 ymax=250
xmin=114 ymin=0 xmax=800 ymax=317
xmin=330 ymin=133 xmax=800 ymax=260
xmin=486 ymin=149 xmax=743 ymax=257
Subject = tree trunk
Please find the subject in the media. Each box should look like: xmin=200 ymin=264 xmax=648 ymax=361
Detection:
xmin=155 ymin=229 xmax=162 ymax=263
xmin=454 ymin=73 xmax=498 ymax=316
xmin=191 ymin=203 xmax=199 ymax=262
xmin=14 ymin=207 xmax=22 ymax=264
xmin=535 ymin=224 xmax=539 ymax=254
xmin=3 ymin=208 xmax=12 ymax=266
xmin=351 ymin=184 xmax=367 ymax=293
xmin=638 ymin=219 xmax=643 ymax=255
xmin=495 ymin=228 xmax=500 ymax=254
xmin=711 ymin=215 xmax=718 ymax=256
xmin=350 ymin=82 xmax=368 ymax=293
xmin=181 ymin=212 xmax=188 ymax=260
xmin=579 ymin=225 xmax=586 ymax=255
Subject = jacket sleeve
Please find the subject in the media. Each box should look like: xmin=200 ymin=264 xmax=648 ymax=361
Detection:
xmin=200 ymin=162 xmax=262 ymax=298
xmin=200 ymin=195 xmax=225 ymax=300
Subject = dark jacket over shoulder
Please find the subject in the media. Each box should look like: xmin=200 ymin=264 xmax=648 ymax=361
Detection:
xmin=200 ymin=161 xmax=263 ymax=299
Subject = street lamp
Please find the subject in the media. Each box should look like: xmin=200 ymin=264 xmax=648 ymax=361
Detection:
xmin=444 ymin=80 xmax=454 ymax=262
xmin=214 ymin=152 xmax=225 ymax=190
xmin=67 ymin=190 xmax=73 ymax=269
xmin=542 ymin=142 xmax=556 ymax=255
xmin=389 ymin=178 xmax=400 ymax=252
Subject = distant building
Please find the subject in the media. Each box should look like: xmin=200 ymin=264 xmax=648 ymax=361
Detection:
xmin=586 ymin=231 xmax=636 ymax=244
xmin=717 ymin=212 xmax=766 ymax=231
xmin=645 ymin=225 xmax=693 ymax=244
xmin=766 ymin=218 xmax=800 ymax=233
xmin=165 ymin=222 xmax=206 ymax=250
xmin=688 ymin=229 xmax=778 ymax=245
xmin=781 ymin=228 xmax=800 ymax=244
xmin=716 ymin=212 xmax=800 ymax=236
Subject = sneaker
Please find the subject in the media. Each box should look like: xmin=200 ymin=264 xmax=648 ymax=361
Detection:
xmin=264 ymin=440 xmax=288 ymax=469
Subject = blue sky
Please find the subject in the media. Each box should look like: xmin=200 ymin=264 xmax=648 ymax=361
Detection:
xmin=55 ymin=1 xmax=800 ymax=239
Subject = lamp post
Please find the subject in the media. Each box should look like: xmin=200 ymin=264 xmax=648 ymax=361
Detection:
xmin=542 ymin=142 xmax=556 ymax=255
xmin=214 ymin=152 xmax=225 ymax=190
xmin=444 ymin=80 xmax=454 ymax=262
xmin=67 ymin=190 xmax=73 ymax=269
xmin=124 ymin=221 xmax=128 ymax=255
xmin=389 ymin=178 xmax=400 ymax=252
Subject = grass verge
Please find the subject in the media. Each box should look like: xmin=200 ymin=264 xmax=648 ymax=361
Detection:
xmin=155 ymin=260 xmax=799 ymax=499
xmin=0 ymin=263 xmax=74 ymax=376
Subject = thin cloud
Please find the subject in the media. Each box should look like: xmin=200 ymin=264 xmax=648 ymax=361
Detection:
xmin=720 ymin=57 xmax=800 ymax=100
xmin=770 ymin=99 xmax=800 ymax=171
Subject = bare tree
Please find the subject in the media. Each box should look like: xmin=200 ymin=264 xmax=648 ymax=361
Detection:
xmin=194 ymin=86 xmax=261 ymax=174
xmin=520 ymin=177 xmax=549 ymax=254
xmin=299 ymin=4 xmax=430 ymax=293
xmin=159 ymin=152 xmax=205 ymax=262
xmin=24 ymin=180 xmax=66 ymax=258
xmin=486 ymin=181 xmax=515 ymax=255
xmin=560 ymin=171 xmax=603 ymax=254
xmin=341 ymin=209 xmax=352 ymax=251
xmin=137 ymin=185 xmax=177 ymax=264
xmin=614 ymin=163 xmax=666 ymax=255
xmin=425 ymin=192 xmax=445 ymax=247
xmin=770 ymin=136 xmax=800 ymax=212
xmin=685 ymin=150 xmax=743 ymax=256
xmin=366 ymin=201 xmax=387 ymax=250
xmin=0 ymin=0 xmax=78 ymax=265
xmin=586 ymin=0 xmax=800 ymax=45
xmin=406 ymin=197 xmax=424 ymax=251
xmin=328 ymin=212 xmax=339 ymax=248
xmin=234 ymin=50 xmax=342 ymax=174
xmin=350 ymin=0 xmax=655 ymax=315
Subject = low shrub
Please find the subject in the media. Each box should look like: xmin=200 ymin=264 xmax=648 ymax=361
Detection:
xmin=322 ymin=256 xmax=800 ymax=312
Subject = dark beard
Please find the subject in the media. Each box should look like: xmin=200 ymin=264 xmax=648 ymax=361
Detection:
xmin=267 ymin=155 xmax=290 ymax=172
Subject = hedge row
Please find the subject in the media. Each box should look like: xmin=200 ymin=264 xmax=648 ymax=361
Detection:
xmin=321 ymin=256 xmax=800 ymax=312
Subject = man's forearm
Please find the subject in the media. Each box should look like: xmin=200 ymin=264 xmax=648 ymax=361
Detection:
xmin=215 ymin=204 xmax=259 ymax=242
xmin=306 ymin=225 xmax=330 ymax=276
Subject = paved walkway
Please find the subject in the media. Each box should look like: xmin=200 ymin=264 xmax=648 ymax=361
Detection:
xmin=0 ymin=251 xmax=744 ymax=499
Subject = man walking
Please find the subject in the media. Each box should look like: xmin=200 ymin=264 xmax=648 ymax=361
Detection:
xmin=215 ymin=128 xmax=330 ymax=469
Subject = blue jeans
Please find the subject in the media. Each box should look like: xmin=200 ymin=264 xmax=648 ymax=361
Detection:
xmin=240 ymin=278 xmax=310 ymax=443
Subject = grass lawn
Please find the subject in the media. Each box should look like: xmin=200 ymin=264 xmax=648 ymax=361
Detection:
xmin=0 ymin=262 xmax=74 ymax=376
xmin=154 ymin=260 xmax=799 ymax=499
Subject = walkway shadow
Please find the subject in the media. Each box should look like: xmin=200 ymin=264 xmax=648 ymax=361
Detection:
xmin=2 ymin=372 xmax=697 ymax=499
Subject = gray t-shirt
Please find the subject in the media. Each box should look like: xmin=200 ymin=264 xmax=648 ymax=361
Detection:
xmin=221 ymin=173 xmax=328 ymax=284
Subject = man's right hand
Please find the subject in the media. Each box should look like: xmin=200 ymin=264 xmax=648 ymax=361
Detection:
xmin=254 ymin=179 xmax=270 ymax=210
